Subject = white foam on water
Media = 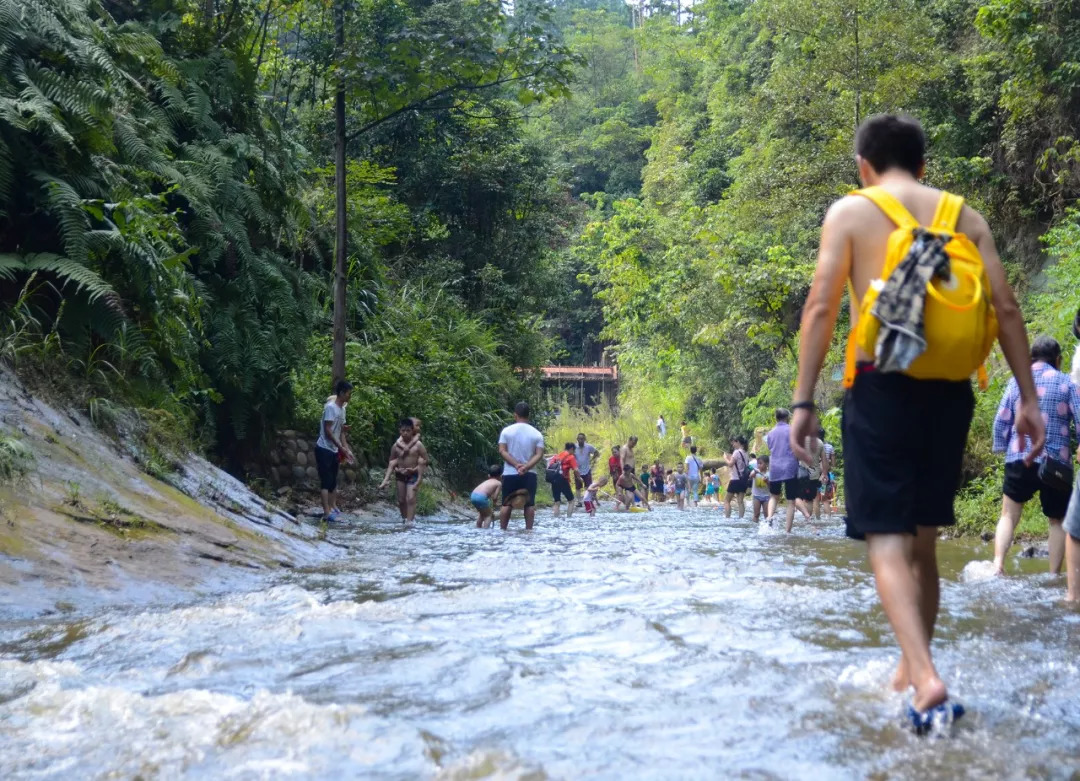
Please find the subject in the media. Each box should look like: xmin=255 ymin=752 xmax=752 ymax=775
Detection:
xmin=960 ymin=559 xmax=998 ymax=582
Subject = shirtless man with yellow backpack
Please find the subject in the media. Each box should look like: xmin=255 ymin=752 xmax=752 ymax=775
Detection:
xmin=790 ymin=114 xmax=1045 ymax=733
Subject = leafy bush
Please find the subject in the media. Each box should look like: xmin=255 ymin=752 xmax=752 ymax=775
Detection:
xmin=0 ymin=435 xmax=34 ymax=484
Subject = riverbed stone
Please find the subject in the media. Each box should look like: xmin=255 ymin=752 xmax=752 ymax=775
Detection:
xmin=292 ymin=465 xmax=306 ymax=480
xmin=296 ymin=451 xmax=307 ymax=467
xmin=269 ymin=450 xmax=280 ymax=465
xmin=280 ymin=429 xmax=298 ymax=438
xmin=305 ymin=466 xmax=318 ymax=480
xmin=297 ymin=439 xmax=310 ymax=453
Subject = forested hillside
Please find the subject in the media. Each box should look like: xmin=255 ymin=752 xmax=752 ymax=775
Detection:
xmin=3 ymin=0 xmax=1080 ymax=518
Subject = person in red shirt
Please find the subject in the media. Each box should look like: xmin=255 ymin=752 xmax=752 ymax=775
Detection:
xmin=608 ymin=446 xmax=621 ymax=481
xmin=548 ymin=443 xmax=579 ymax=518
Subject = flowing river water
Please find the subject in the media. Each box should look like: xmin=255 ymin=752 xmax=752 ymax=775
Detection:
xmin=1 ymin=503 xmax=1078 ymax=779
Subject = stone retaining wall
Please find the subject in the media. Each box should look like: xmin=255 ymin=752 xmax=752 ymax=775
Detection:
xmin=266 ymin=429 xmax=366 ymax=488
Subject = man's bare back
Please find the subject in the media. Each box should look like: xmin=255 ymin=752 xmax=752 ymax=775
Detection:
xmin=821 ymin=178 xmax=1010 ymax=363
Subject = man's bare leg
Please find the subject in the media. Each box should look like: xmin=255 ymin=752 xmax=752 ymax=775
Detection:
xmin=524 ymin=506 xmax=535 ymax=531
xmin=499 ymin=505 xmax=511 ymax=530
xmin=1066 ymin=532 xmax=1080 ymax=602
xmin=405 ymin=483 xmax=418 ymax=524
xmin=785 ymin=500 xmax=797 ymax=533
xmin=552 ymin=500 xmax=561 ymax=519
xmin=395 ymin=481 xmax=409 ymax=522
xmin=1048 ymin=518 xmax=1065 ymax=574
xmin=867 ymin=532 xmax=948 ymax=712
xmin=892 ymin=526 xmax=941 ymax=692
xmin=768 ymin=495 xmax=778 ymax=519
xmin=320 ymin=488 xmax=332 ymax=518
xmin=567 ymin=498 xmax=576 ymax=517
xmin=993 ymin=496 xmax=1024 ymax=574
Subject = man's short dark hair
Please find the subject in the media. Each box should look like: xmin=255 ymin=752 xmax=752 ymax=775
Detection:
xmin=775 ymin=408 xmax=790 ymax=422
xmin=577 ymin=432 xmax=586 ymax=439
xmin=398 ymin=417 xmax=415 ymax=430
xmin=335 ymin=380 xmax=353 ymax=395
xmin=565 ymin=442 xmax=575 ymax=451
xmin=855 ymin=114 xmax=926 ymax=177
xmin=514 ymin=401 xmax=531 ymax=419
xmin=1031 ymin=335 xmax=1062 ymax=364
xmin=690 ymin=445 xmax=698 ymax=454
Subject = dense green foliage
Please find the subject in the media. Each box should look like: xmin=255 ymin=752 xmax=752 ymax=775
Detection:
xmin=539 ymin=0 xmax=1080 ymax=531
xmin=3 ymin=0 xmax=1080 ymax=524
xmin=0 ymin=0 xmax=581 ymax=475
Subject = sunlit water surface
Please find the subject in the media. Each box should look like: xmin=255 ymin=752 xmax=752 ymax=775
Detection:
xmin=1 ymin=504 xmax=1078 ymax=779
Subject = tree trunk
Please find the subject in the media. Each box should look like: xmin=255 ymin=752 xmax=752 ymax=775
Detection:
xmin=332 ymin=0 xmax=347 ymax=385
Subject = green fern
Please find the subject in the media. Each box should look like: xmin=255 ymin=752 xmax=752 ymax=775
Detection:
xmin=0 ymin=253 xmax=118 ymax=306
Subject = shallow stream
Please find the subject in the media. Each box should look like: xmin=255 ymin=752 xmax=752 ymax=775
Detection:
xmin=1 ymin=504 xmax=1078 ymax=778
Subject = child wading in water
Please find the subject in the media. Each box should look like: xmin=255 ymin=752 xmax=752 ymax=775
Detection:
xmin=379 ymin=417 xmax=429 ymax=526
xmin=470 ymin=465 xmax=503 ymax=528
xmin=583 ymin=475 xmax=609 ymax=518
xmin=750 ymin=455 xmax=771 ymax=523
xmin=672 ymin=463 xmax=688 ymax=511
xmin=616 ymin=465 xmax=650 ymax=511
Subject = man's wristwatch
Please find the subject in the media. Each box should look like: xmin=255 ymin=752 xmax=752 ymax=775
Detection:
xmin=791 ymin=401 xmax=816 ymax=412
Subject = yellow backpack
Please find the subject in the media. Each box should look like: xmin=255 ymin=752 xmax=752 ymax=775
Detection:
xmin=843 ymin=186 xmax=998 ymax=390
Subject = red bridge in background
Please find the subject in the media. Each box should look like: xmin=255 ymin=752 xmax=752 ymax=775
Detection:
xmin=538 ymin=365 xmax=618 ymax=409
xmin=540 ymin=365 xmax=617 ymax=381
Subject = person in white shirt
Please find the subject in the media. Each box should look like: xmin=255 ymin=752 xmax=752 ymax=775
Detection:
xmin=656 ymin=415 xmax=667 ymax=439
xmin=314 ymin=380 xmax=355 ymax=523
xmin=497 ymin=402 xmax=545 ymax=530
xmin=685 ymin=445 xmax=704 ymax=507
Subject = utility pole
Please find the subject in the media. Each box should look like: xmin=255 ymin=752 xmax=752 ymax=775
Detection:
xmin=332 ymin=0 xmax=347 ymax=385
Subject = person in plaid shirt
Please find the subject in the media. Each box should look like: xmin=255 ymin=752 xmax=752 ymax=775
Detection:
xmin=993 ymin=336 xmax=1080 ymax=576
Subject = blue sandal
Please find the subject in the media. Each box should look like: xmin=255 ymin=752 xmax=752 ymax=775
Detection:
xmin=907 ymin=701 xmax=965 ymax=736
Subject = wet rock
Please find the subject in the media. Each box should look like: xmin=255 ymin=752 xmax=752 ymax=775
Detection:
xmin=1020 ymin=545 xmax=1048 ymax=558
xmin=980 ymin=532 xmax=993 ymax=542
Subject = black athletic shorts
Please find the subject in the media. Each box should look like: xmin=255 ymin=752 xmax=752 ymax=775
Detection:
xmin=842 ymin=367 xmax=974 ymax=540
xmin=314 ymin=445 xmax=339 ymax=492
xmin=551 ymin=474 xmax=574 ymax=503
xmin=502 ymin=471 xmax=538 ymax=507
xmin=800 ymin=478 xmax=821 ymax=502
xmin=769 ymin=478 xmax=800 ymax=500
xmin=727 ymin=479 xmax=748 ymax=495
xmin=1003 ymin=461 xmax=1071 ymax=519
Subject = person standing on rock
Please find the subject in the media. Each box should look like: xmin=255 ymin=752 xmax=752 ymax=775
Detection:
xmin=991 ymin=336 xmax=1080 ymax=576
xmin=380 ymin=417 xmax=429 ymax=526
xmin=789 ymin=113 xmax=1043 ymax=726
xmin=498 ymin=402 xmax=545 ymax=531
xmin=315 ymin=380 xmax=355 ymax=523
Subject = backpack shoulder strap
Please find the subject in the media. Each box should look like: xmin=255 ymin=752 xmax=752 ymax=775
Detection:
xmin=851 ymin=186 xmax=919 ymax=230
xmin=931 ymin=192 xmax=964 ymax=232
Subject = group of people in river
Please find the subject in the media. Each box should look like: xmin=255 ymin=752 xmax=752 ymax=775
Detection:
xmin=311 ymin=114 xmax=1080 ymax=734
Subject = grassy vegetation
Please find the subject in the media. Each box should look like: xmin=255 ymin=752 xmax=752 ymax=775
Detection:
xmin=0 ymin=435 xmax=34 ymax=484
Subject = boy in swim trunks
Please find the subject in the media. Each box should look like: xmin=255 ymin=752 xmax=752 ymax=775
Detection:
xmin=790 ymin=113 xmax=1043 ymax=720
xmin=379 ymin=417 xmax=429 ymax=526
xmin=471 ymin=464 xmax=503 ymax=528
xmin=615 ymin=465 xmax=650 ymax=511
